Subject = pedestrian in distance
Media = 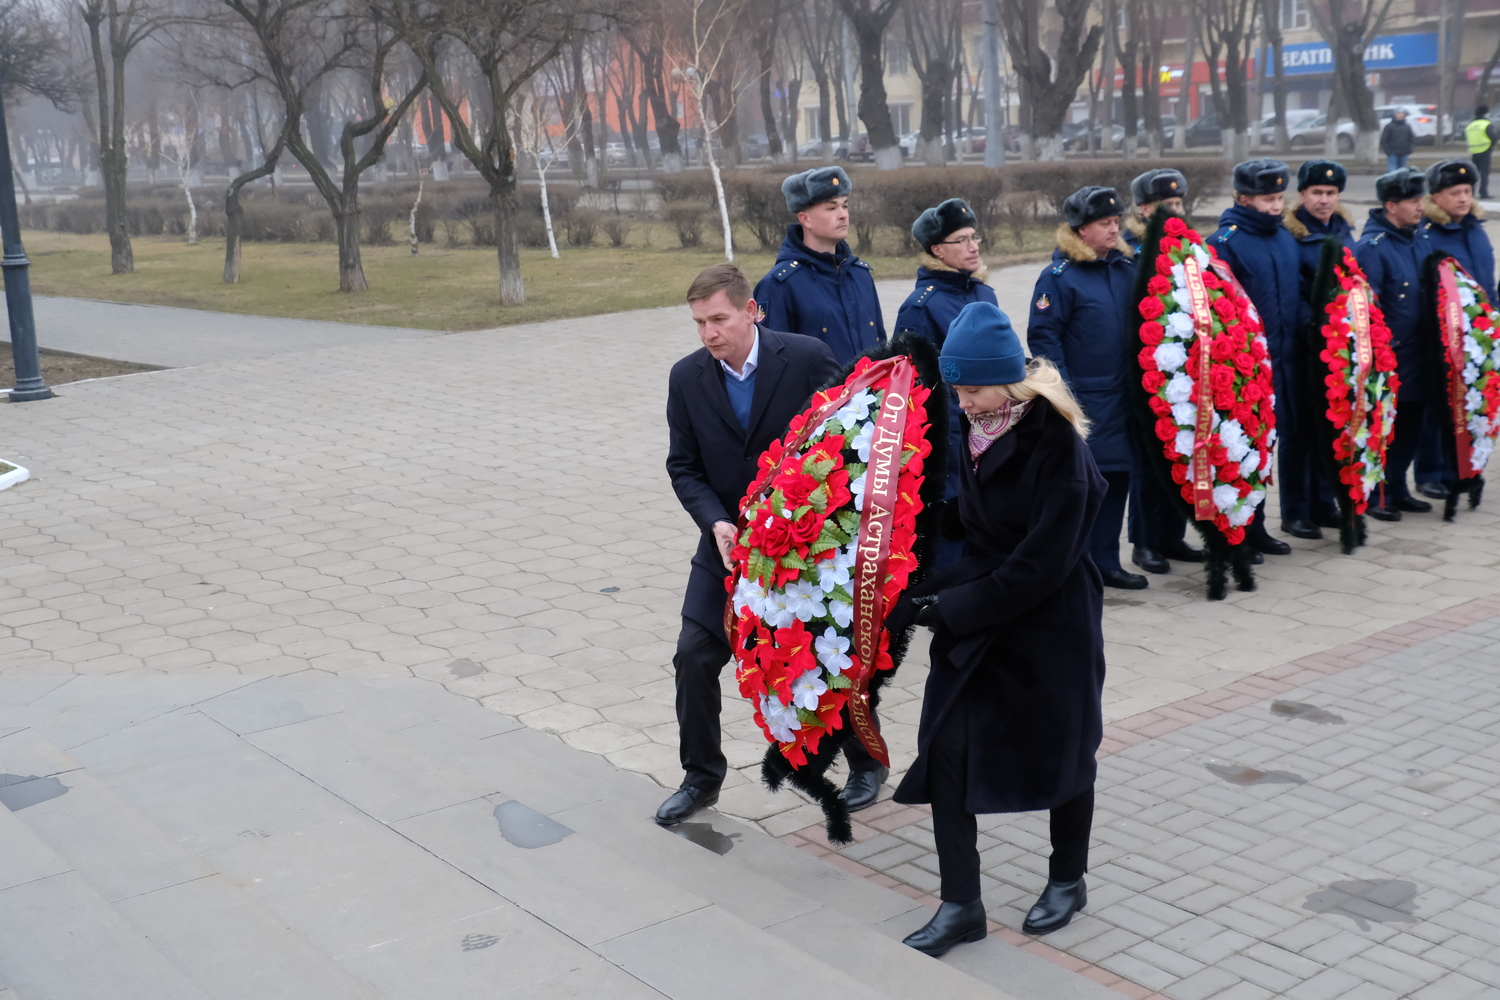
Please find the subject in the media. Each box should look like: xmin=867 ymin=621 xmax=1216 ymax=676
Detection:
xmin=1356 ymin=168 xmax=1437 ymax=522
xmin=895 ymin=197 xmax=997 ymax=571
xmin=888 ymin=301 xmax=1106 ymax=955
xmin=753 ymin=166 xmax=886 ymax=365
xmin=1209 ymin=159 xmax=1309 ymax=551
xmin=661 ymin=263 xmax=894 ymax=827
xmin=1414 ymin=159 xmax=1496 ymax=499
xmin=1381 ymin=110 xmax=1415 ymax=172
xmin=1464 ymin=105 xmax=1498 ymax=200
xmin=1027 ymin=186 xmax=1148 ymax=589
xmin=1123 ymin=168 xmax=1205 ymax=574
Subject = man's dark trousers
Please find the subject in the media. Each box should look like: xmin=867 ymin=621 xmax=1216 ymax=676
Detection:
xmin=1477 ymin=150 xmax=1493 ymax=200
xmin=674 ymin=616 xmax=881 ymax=790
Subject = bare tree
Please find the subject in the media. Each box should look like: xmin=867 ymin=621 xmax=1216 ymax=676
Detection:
xmin=1 ymin=0 xmax=77 ymax=108
xmin=1115 ymin=0 xmax=1140 ymax=158
xmin=1137 ymin=0 xmax=1166 ymax=158
xmin=1000 ymin=0 xmax=1100 ymax=159
xmin=78 ymin=0 xmax=175 ymax=274
xmin=670 ymin=0 xmax=745 ymax=258
xmin=1261 ymin=0 xmax=1289 ymax=151
xmin=394 ymin=0 xmax=575 ymax=304
xmin=833 ymin=0 xmax=902 ymax=168
xmin=1196 ymin=0 xmax=1256 ymax=160
xmin=903 ymin=0 xmax=961 ymax=165
xmin=792 ymin=0 xmax=841 ymax=159
xmin=1308 ymin=0 xmax=1396 ymax=164
xmin=751 ymin=0 xmax=785 ymax=163
xmin=629 ymin=8 xmax=686 ymax=171
xmin=517 ymin=80 xmax=582 ymax=258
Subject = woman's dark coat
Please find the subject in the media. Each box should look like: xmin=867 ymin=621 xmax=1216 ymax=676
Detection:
xmin=893 ymin=399 xmax=1107 ymax=814
xmin=1026 ymin=225 xmax=1138 ymax=472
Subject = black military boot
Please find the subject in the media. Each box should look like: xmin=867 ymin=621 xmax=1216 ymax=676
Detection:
xmin=902 ymin=899 xmax=988 ymax=957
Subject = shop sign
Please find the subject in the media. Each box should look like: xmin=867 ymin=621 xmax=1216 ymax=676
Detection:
xmin=1263 ymin=33 xmax=1437 ymax=76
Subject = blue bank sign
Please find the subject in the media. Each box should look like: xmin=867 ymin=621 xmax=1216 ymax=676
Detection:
xmin=1263 ymin=32 xmax=1438 ymax=76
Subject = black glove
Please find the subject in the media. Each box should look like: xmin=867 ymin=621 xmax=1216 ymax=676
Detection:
xmin=911 ymin=594 xmax=941 ymax=628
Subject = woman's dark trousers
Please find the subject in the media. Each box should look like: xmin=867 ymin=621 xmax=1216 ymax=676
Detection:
xmin=927 ymin=697 xmax=1095 ymax=902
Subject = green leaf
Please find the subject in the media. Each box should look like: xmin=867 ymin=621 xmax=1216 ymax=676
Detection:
xmin=749 ymin=552 xmax=777 ymax=584
xmin=808 ymin=537 xmax=841 ymax=557
xmin=821 ymin=522 xmax=851 ymax=546
xmin=807 ymin=457 xmax=836 ymax=480
xmin=795 ymin=707 xmax=821 ymax=725
xmin=837 ymin=510 xmax=861 ymax=536
xmin=828 ymin=674 xmax=852 ymax=690
xmin=780 ymin=551 xmax=812 ymax=571
xmin=846 ymin=462 xmax=867 ymax=478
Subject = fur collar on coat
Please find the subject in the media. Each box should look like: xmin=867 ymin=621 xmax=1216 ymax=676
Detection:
xmin=1424 ymin=197 xmax=1487 ymax=225
xmin=1282 ymin=203 xmax=1356 ymax=238
xmin=1054 ymin=223 xmax=1134 ymax=262
xmin=919 ymin=253 xmax=990 ymax=283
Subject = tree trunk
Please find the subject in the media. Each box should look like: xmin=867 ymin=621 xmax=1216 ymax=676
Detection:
xmin=336 ymin=203 xmax=368 ymax=292
xmin=540 ymin=166 xmax=559 ymax=259
xmin=494 ymin=186 xmax=525 ymax=304
xmin=224 ymin=192 xmax=244 ymax=283
xmin=840 ymin=0 xmax=902 ymax=168
xmin=103 ymin=148 xmax=133 ymax=274
xmin=757 ymin=28 xmax=785 ymax=161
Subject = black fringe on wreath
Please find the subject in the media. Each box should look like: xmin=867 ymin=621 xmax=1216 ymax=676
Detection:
xmin=1306 ymin=236 xmax=1369 ymax=555
xmin=761 ymin=332 xmax=947 ymax=844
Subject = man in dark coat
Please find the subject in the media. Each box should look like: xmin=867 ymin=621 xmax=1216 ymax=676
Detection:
xmin=662 ymin=262 xmax=874 ymax=825
xmin=1209 ymin=159 xmax=1304 ymax=550
xmin=1122 ymin=168 xmax=1203 ymax=574
xmin=1414 ymin=159 xmax=1495 ymax=498
xmin=892 ymin=302 xmax=1106 ymax=950
xmin=1381 ymin=110 xmax=1415 ymax=171
xmin=1357 ymin=168 xmax=1437 ymax=521
xmin=1028 ymin=186 xmax=1146 ymax=589
xmin=895 ymin=197 xmax=996 ymax=570
xmin=1285 ymin=159 xmax=1357 ymax=325
xmin=753 ymin=166 xmax=886 ymax=364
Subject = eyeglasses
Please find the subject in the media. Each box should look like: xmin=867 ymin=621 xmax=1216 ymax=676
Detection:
xmin=936 ymin=235 xmax=983 ymax=246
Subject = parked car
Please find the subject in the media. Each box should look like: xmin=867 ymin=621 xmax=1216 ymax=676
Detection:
xmin=1184 ymin=112 xmax=1223 ymax=147
xmin=1297 ymin=114 xmax=1356 ymax=153
xmin=603 ymin=142 xmax=629 ymax=166
xmin=1258 ymin=109 xmax=1322 ymax=145
xmin=839 ymin=132 xmax=872 ymax=161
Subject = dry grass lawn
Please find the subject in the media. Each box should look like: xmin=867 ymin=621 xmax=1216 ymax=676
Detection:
xmin=12 ymin=229 xmax=1056 ymax=332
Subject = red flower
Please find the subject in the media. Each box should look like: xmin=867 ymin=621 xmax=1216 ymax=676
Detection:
xmin=788 ymin=508 xmax=824 ymax=546
xmin=1211 ymin=296 xmax=1239 ymax=322
xmin=1155 ymin=255 xmax=1175 ymax=276
xmin=1139 ymin=297 xmax=1166 ymax=320
xmin=1160 ymin=237 xmax=1183 ymax=254
xmin=1143 ymin=370 xmax=1168 ymax=393
xmin=1210 ymin=334 xmax=1238 ymax=361
xmin=748 ymin=511 xmax=795 ymax=558
xmin=1149 ymin=395 xmax=1172 ymax=416
xmin=1140 ymin=321 xmax=1166 ymax=345
xmin=1139 ymin=346 xmax=1160 ymax=371
xmin=1155 ymin=416 xmax=1178 ymax=441
xmin=1210 ymin=365 xmax=1235 ymax=392
xmin=773 ymin=471 xmax=819 ymax=509
xmin=1233 ymin=352 xmax=1256 ymax=376
xmin=1147 ymin=275 xmax=1172 ymax=296
xmin=1164 ymin=216 xmax=1189 ymax=238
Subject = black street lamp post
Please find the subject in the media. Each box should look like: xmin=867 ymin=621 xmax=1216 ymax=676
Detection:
xmin=0 ymin=74 xmax=53 ymax=402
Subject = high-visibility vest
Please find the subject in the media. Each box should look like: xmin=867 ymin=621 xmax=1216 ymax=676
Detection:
xmin=1467 ymin=117 xmax=1493 ymax=155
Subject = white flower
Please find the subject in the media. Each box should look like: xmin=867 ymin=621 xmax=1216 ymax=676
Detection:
xmin=828 ymin=594 xmax=854 ymax=628
xmin=816 ymin=546 xmax=856 ymax=594
xmin=851 ymin=421 xmax=875 ymax=462
xmin=815 ymin=627 xmax=853 ymax=676
xmin=1212 ymin=484 xmax=1240 ymax=511
xmin=1155 ymin=342 xmax=1189 ymax=373
xmin=1173 ymin=287 xmax=1196 ymax=313
xmin=1174 ymin=429 xmax=1195 ymax=457
xmin=1459 ymin=285 xmax=1477 ymax=307
xmin=1465 ymin=335 xmax=1485 ymax=362
xmin=1466 ymin=388 xmax=1484 ymax=413
xmin=850 ymin=472 xmax=867 ymax=512
xmin=1168 ymin=312 xmax=1196 ymax=337
xmin=760 ymin=693 xmax=801 ymax=742
xmin=1473 ymin=438 xmax=1493 ymax=472
xmin=1260 ymin=451 xmax=1275 ymax=476
xmin=782 ymin=580 xmax=827 ymax=622
xmin=1239 ymin=451 xmax=1260 ymax=480
xmin=1170 ymin=263 xmax=1186 ymax=285
xmin=834 ymin=389 xmax=878 ymax=427
xmin=1165 ymin=372 xmax=1195 ymax=404
xmin=1227 ymin=504 xmax=1256 ymax=527
xmin=1219 ymin=419 xmax=1250 ymax=462
xmin=733 ymin=576 xmax=767 ymax=617
xmin=789 ymin=668 xmax=828 ymax=711
xmin=1171 ymin=402 xmax=1197 ymax=427
xmin=1464 ymin=364 xmax=1480 ymax=385
xmin=760 ymin=588 xmax=797 ymax=628
xmin=1192 ymin=246 xmax=1211 ymax=268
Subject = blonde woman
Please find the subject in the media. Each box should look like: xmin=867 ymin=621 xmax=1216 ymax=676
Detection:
xmin=887 ymin=301 xmax=1107 ymax=954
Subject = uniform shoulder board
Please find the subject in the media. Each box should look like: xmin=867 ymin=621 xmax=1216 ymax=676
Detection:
xmin=1369 ymin=233 xmax=1386 ymax=245
xmin=772 ymin=261 xmax=799 ymax=282
xmin=910 ymin=284 xmax=936 ymax=308
xmin=1215 ymin=227 xmax=1237 ymax=244
xmin=852 ymin=258 xmax=873 ymax=271
xmin=1050 ymin=260 xmax=1070 ymax=275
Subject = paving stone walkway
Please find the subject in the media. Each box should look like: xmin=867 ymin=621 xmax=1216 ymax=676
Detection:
xmin=5 ymin=295 xmax=1500 ymax=998
xmin=790 ymin=599 xmax=1500 ymax=1000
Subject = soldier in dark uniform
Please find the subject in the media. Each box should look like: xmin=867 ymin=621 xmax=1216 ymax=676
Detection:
xmin=1122 ymin=168 xmax=1204 ymax=574
xmin=1284 ymin=159 xmax=1357 ymax=318
xmin=1123 ymin=167 xmax=1187 ymax=250
xmin=1209 ymin=160 xmax=1302 ymax=552
xmin=1027 ymin=186 xmax=1146 ymax=589
xmin=1356 ymin=168 xmax=1437 ymax=521
xmin=753 ymin=166 xmax=886 ymax=364
xmin=895 ymin=198 xmax=997 ymax=571
xmin=1415 ymin=159 xmax=1496 ymax=499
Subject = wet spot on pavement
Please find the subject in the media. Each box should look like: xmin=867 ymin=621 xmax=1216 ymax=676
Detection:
xmin=1303 ymin=879 xmax=1418 ymax=931
xmin=448 ymin=658 xmax=485 ymax=678
xmin=493 ymin=800 xmax=572 ymax=848
xmin=0 ymin=773 xmax=69 ymax=811
xmin=1271 ymin=700 xmax=1346 ymax=724
xmin=1205 ymin=762 xmax=1306 ymax=786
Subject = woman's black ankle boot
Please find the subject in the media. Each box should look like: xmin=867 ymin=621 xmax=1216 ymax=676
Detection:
xmin=902 ymin=898 xmax=988 ymax=957
xmin=1022 ymin=877 xmax=1087 ymax=934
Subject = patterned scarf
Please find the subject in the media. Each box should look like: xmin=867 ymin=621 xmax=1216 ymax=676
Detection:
xmin=968 ymin=399 xmax=1031 ymax=465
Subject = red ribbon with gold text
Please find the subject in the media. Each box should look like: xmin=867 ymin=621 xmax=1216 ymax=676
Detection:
xmin=1436 ymin=260 xmax=1476 ymax=477
xmin=1183 ymin=256 xmax=1217 ymax=520
xmin=1346 ymin=281 xmax=1375 ymax=444
xmin=844 ymin=358 xmax=914 ymax=768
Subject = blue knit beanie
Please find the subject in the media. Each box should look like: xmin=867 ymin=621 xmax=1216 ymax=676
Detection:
xmin=939 ymin=302 xmax=1027 ymax=386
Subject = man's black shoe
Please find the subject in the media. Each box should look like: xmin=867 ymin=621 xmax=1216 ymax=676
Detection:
xmin=902 ymin=899 xmax=987 ymax=957
xmin=1102 ymin=569 xmax=1149 ymax=590
xmin=1395 ymin=495 xmax=1432 ymax=513
xmin=1160 ymin=538 xmax=1204 ymax=563
xmin=1314 ymin=511 xmax=1342 ymax=529
xmin=1250 ymin=550 xmax=1264 ymax=565
xmin=655 ymin=784 xmax=719 ymax=826
xmin=1368 ymin=504 xmax=1402 ymax=522
xmin=1022 ymin=878 xmax=1087 ymax=935
xmin=1418 ymin=481 xmax=1451 ymax=499
xmin=840 ymin=765 xmax=888 ymax=812
xmin=1282 ymin=519 xmax=1323 ymax=540
xmin=1131 ymin=546 xmax=1170 ymax=574
xmin=1249 ymin=533 xmax=1292 ymax=555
